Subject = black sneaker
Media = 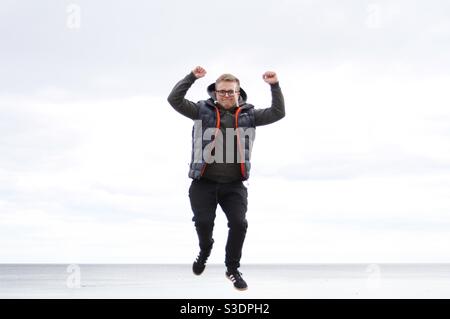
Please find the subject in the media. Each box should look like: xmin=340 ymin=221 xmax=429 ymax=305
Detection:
xmin=226 ymin=270 xmax=248 ymax=290
xmin=192 ymin=250 xmax=211 ymax=275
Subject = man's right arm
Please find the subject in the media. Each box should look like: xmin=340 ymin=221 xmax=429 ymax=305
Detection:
xmin=167 ymin=72 xmax=199 ymax=120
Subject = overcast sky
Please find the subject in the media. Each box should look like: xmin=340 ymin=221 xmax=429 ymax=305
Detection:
xmin=1 ymin=0 xmax=450 ymax=264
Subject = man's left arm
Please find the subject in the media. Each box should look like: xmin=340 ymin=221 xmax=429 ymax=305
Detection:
xmin=254 ymin=71 xmax=286 ymax=126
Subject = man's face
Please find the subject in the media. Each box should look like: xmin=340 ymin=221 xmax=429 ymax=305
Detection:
xmin=215 ymin=81 xmax=240 ymax=109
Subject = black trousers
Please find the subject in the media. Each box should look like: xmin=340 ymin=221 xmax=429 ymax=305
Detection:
xmin=188 ymin=178 xmax=248 ymax=271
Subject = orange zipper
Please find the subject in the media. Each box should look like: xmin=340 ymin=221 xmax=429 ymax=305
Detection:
xmin=235 ymin=107 xmax=246 ymax=178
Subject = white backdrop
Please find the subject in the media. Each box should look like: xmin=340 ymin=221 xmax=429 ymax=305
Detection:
xmin=1 ymin=0 xmax=450 ymax=263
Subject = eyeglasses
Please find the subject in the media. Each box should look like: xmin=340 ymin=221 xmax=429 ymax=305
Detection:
xmin=215 ymin=90 xmax=239 ymax=97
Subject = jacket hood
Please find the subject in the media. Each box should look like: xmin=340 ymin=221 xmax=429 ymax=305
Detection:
xmin=207 ymin=82 xmax=248 ymax=106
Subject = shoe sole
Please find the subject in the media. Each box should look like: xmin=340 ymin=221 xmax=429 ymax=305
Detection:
xmin=193 ymin=268 xmax=205 ymax=276
xmin=226 ymin=274 xmax=248 ymax=291
xmin=193 ymin=262 xmax=206 ymax=276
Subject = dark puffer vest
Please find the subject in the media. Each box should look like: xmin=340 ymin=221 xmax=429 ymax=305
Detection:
xmin=189 ymin=83 xmax=256 ymax=181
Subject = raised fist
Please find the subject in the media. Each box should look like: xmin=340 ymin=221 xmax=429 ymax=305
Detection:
xmin=262 ymin=71 xmax=278 ymax=84
xmin=192 ymin=66 xmax=207 ymax=79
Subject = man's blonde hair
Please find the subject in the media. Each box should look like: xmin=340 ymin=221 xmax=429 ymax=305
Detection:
xmin=215 ymin=74 xmax=240 ymax=90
